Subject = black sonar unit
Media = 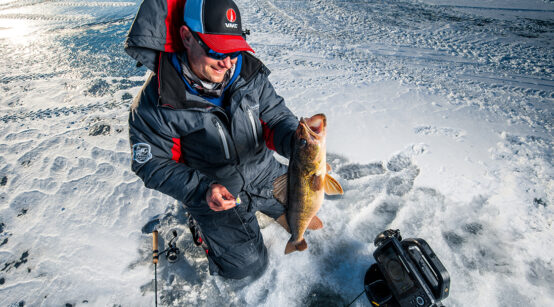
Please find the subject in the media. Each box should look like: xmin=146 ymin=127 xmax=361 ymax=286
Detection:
xmin=364 ymin=229 xmax=450 ymax=307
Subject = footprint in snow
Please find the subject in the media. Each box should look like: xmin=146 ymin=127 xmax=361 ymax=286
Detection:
xmin=336 ymin=162 xmax=386 ymax=180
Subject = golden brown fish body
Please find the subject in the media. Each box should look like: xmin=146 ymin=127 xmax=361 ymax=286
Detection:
xmin=273 ymin=114 xmax=343 ymax=254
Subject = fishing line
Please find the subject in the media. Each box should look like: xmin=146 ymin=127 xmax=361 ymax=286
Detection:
xmin=233 ymin=207 xmax=253 ymax=240
xmin=345 ymin=289 xmax=366 ymax=307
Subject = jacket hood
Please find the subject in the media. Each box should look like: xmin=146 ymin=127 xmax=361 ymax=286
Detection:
xmin=125 ymin=0 xmax=187 ymax=71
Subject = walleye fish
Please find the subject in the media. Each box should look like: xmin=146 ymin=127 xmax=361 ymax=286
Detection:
xmin=273 ymin=114 xmax=343 ymax=254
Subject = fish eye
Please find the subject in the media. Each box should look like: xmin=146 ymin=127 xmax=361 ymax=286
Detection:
xmin=299 ymin=139 xmax=307 ymax=147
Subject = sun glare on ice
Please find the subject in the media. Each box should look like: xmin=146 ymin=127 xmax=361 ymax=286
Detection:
xmin=0 ymin=18 xmax=36 ymax=46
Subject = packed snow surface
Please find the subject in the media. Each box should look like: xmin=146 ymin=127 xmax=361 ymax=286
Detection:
xmin=0 ymin=0 xmax=552 ymax=306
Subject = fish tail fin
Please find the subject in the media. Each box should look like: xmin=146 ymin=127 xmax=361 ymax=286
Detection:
xmin=308 ymin=215 xmax=323 ymax=230
xmin=284 ymin=238 xmax=308 ymax=254
xmin=276 ymin=214 xmax=291 ymax=233
xmin=297 ymin=238 xmax=308 ymax=251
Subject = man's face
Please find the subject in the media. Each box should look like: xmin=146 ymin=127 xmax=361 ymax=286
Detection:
xmin=181 ymin=26 xmax=238 ymax=83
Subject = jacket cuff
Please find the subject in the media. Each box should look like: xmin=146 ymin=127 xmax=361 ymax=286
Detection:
xmin=189 ymin=177 xmax=216 ymax=204
xmin=273 ymin=118 xmax=298 ymax=159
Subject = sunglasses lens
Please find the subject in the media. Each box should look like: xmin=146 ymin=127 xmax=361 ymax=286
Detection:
xmin=192 ymin=32 xmax=241 ymax=60
xmin=228 ymin=52 xmax=240 ymax=59
xmin=207 ymin=50 xmax=240 ymax=60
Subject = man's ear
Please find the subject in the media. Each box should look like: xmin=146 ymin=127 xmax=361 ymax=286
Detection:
xmin=180 ymin=25 xmax=192 ymax=48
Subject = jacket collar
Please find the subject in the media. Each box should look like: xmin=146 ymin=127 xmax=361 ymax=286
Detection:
xmin=157 ymin=52 xmax=266 ymax=110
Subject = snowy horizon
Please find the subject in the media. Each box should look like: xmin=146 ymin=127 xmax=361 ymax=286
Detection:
xmin=0 ymin=0 xmax=552 ymax=306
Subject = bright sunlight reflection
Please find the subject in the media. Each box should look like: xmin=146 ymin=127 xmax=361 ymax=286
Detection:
xmin=0 ymin=18 xmax=36 ymax=45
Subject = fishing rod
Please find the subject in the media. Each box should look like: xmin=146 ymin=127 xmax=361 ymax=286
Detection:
xmin=152 ymin=230 xmax=181 ymax=307
xmin=152 ymin=230 xmax=159 ymax=307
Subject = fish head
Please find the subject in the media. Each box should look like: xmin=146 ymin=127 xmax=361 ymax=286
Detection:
xmin=293 ymin=114 xmax=327 ymax=164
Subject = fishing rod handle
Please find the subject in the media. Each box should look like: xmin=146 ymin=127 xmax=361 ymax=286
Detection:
xmin=152 ymin=230 xmax=159 ymax=264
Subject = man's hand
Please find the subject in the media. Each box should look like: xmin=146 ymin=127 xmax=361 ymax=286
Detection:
xmin=206 ymin=183 xmax=237 ymax=211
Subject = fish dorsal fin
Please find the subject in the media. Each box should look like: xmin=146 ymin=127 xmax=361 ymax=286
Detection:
xmin=324 ymin=174 xmax=344 ymax=195
xmin=327 ymin=163 xmax=332 ymax=173
xmin=273 ymin=173 xmax=288 ymax=205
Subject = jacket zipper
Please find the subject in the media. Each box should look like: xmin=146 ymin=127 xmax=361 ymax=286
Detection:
xmin=213 ymin=119 xmax=231 ymax=160
xmin=247 ymin=108 xmax=259 ymax=148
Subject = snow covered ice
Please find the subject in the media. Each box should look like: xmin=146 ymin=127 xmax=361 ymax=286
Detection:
xmin=0 ymin=0 xmax=552 ymax=306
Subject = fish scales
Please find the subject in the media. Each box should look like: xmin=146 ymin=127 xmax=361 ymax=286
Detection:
xmin=273 ymin=114 xmax=343 ymax=254
xmin=287 ymin=153 xmax=325 ymax=244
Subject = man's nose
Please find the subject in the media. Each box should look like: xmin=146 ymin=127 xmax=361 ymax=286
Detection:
xmin=219 ymin=57 xmax=233 ymax=69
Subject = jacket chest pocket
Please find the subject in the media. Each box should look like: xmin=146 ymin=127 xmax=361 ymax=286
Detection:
xmin=245 ymin=106 xmax=262 ymax=150
xmin=232 ymin=91 xmax=263 ymax=152
xmin=212 ymin=117 xmax=232 ymax=160
xmin=179 ymin=115 xmax=235 ymax=167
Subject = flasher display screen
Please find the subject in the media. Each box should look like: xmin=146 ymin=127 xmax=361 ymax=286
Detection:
xmin=378 ymin=244 xmax=415 ymax=296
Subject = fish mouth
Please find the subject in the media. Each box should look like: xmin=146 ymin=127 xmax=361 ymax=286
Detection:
xmin=300 ymin=114 xmax=327 ymax=138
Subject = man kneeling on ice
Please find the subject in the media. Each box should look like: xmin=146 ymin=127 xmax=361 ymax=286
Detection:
xmin=126 ymin=0 xmax=308 ymax=279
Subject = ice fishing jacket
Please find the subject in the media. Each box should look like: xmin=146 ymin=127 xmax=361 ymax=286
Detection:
xmin=128 ymin=52 xmax=298 ymax=214
xmin=125 ymin=0 xmax=298 ymax=215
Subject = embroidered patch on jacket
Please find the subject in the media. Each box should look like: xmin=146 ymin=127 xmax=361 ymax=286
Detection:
xmin=132 ymin=143 xmax=152 ymax=164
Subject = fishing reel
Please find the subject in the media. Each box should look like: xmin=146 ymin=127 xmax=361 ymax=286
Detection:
xmin=161 ymin=230 xmax=180 ymax=263
xmin=364 ymin=229 xmax=450 ymax=307
xmin=152 ymin=229 xmax=181 ymax=264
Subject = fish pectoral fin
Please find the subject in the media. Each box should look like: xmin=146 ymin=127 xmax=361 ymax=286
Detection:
xmin=308 ymin=215 xmax=324 ymax=230
xmin=273 ymin=173 xmax=288 ymax=206
xmin=324 ymin=174 xmax=344 ymax=195
xmin=285 ymin=238 xmax=308 ymax=255
xmin=276 ymin=214 xmax=291 ymax=233
xmin=327 ymin=162 xmax=332 ymax=173
xmin=310 ymin=174 xmax=324 ymax=191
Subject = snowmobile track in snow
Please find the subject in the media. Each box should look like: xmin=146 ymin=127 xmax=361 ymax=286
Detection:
xmin=0 ymin=101 xmax=130 ymax=123
xmin=252 ymin=0 xmax=553 ymax=131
